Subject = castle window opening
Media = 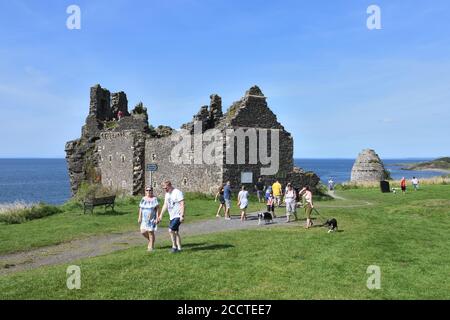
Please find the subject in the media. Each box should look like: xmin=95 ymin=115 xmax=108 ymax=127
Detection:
xmin=183 ymin=177 xmax=188 ymax=186
xmin=109 ymin=155 xmax=112 ymax=162
xmin=121 ymin=155 xmax=125 ymax=163
xmin=152 ymin=153 xmax=157 ymax=161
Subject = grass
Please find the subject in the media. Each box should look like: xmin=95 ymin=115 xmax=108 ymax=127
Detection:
xmin=0 ymin=185 xmax=449 ymax=299
xmin=0 ymin=193 xmax=267 ymax=255
xmin=337 ymin=175 xmax=450 ymax=190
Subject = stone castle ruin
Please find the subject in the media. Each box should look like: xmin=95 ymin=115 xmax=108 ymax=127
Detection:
xmin=65 ymin=84 xmax=320 ymax=196
xmin=351 ymin=149 xmax=390 ymax=182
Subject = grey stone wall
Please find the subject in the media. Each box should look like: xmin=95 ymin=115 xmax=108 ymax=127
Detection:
xmin=145 ymin=135 xmax=224 ymax=195
xmin=97 ymin=131 xmax=137 ymax=195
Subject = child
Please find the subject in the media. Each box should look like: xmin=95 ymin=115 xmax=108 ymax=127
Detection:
xmin=267 ymin=192 xmax=276 ymax=218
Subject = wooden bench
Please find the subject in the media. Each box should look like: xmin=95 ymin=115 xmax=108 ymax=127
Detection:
xmin=83 ymin=195 xmax=116 ymax=214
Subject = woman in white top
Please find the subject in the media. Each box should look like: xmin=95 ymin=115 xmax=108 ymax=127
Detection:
xmin=285 ymin=183 xmax=298 ymax=223
xmin=299 ymin=186 xmax=314 ymax=229
xmin=138 ymin=187 xmax=160 ymax=252
xmin=237 ymin=186 xmax=249 ymax=222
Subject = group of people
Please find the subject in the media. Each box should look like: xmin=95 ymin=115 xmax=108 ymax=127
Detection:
xmin=216 ymin=179 xmax=316 ymax=227
xmin=138 ymin=179 xmax=317 ymax=254
xmin=399 ymin=176 xmax=420 ymax=194
xmin=138 ymin=181 xmax=185 ymax=253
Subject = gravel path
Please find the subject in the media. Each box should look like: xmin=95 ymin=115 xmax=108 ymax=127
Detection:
xmin=0 ymin=212 xmax=298 ymax=276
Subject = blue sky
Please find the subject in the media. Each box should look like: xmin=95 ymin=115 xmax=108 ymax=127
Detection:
xmin=0 ymin=0 xmax=449 ymax=158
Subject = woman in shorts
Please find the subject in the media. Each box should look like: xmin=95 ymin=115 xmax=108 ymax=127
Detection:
xmin=215 ymin=184 xmax=226 ymax=218
xmin=299 ymin=186 xmax=314 ymax=229
xmin=138 ymin=187 xmax=160 ymax=252
xmin=237 ymin=185 xmax=249 ymax=222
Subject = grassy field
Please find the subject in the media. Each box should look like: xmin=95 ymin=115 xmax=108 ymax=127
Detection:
xmin=0 ymin=185 xmax=449 ymax=299
xmin=0 ymin=194 xmax=266 ymax=255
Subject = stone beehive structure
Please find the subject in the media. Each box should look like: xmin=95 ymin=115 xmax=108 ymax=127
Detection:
xmin=351 ymin=149 xmax=389 ymax=182
xmin=65 ymin=84 xmax=320 ymax=196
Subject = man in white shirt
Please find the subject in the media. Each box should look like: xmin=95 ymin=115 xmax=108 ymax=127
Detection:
xmin=158 ymin=181 xmax=185 ymax=253
xmin=411 ymin=177 xmax=419 ymax=191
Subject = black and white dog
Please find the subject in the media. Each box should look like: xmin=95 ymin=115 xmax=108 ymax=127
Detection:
xmin=323 ymin=218 xmax=338 ymax=233
xmin=258 ymin=212 xmax=273 ymax=225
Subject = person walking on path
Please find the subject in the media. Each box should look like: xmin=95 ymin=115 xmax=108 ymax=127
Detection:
xmin=285 ymin=183 xmax=298 ymax=223
xmin=214 ymin=185 xmax=226 ymax=218
xmin=411 ymin=177 xmax=419 ymax=191
xmin=328 ymin=178 xmax=335 ymax=192
xmin=266 ymin=191 xmax=276 ymax=218
xmin=272 ymin=180 xmax=283 ymax=207
xmin=237 ymin=186 xmax=249 ymax=222
xmin=299 ymin=186 xmax=314 ymax=229
xmin=223 ymin=181 xmax=232 ymax=220
xmin=255 ymin=178 xmax=265 ymax=203
xmin=265 ymin=185 xmax=272 ymax=201
xmin=158 ymin=181 xmax=185 ymax=253
xmin=138 ymin=187 xmax=160 ymax=252
xmin=401 ymin=177 xmax=407 ymax=194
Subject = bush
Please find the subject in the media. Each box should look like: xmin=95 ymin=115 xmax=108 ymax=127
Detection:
xmin=0 ymin=203 xmax=63 ymax=225
xmin=74 ymin=182 xmax=115 ymax=203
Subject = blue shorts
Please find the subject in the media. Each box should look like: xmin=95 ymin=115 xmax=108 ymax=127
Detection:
xmin=169 ymin=218 xmax=181 ymax=232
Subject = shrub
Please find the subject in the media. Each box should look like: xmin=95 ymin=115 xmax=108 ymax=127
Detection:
xmin=0 ymin=203 xmax=63 ymax=225
xmin=74 ymin=182 xmax=115 ymax=203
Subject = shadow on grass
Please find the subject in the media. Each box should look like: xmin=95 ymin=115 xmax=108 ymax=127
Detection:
xmin=160 ymin=242 xmax=207 ymax=250
xmin=93 ymin=210 xmax=129 ymax=216
xmin=190 ymin=244 xmax=234 ymax=252
xmin=159 ymin=242 xmax=234 ymax=252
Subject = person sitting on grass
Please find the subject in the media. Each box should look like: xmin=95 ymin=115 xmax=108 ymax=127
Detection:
xmin=299 ymin=185 xmax=314 ymax=229
xmin=237 ymin=185 xmax=249 ymax=222
xmin=267 ymin=191 xmax=276 ymax=218
xmin=138 ymin=187 xmax=160 ymax=252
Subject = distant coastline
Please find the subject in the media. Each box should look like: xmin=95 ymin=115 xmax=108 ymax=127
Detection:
xmin=396 ymin=157 xmax=450 ymax=173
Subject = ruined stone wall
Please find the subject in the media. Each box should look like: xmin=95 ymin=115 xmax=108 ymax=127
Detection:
xmin=97 ymin=131 xmax=138 ymax=195
xmin=145 ymin=135 xmax=223 ymax=195
xmin=221 ymin=88 xmax=295 ymax=189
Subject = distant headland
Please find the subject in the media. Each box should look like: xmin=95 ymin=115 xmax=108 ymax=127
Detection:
xmin=401 ymin=157 xmax=450 ymax=172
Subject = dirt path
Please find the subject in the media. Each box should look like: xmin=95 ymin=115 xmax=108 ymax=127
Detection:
xmin=0 ymin=213 xmax=298 ymax=276
xmin=318 ymin=191 xmax=374 ymax=208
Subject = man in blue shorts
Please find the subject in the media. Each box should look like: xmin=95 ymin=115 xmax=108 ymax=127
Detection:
xmin=223 ymin=181 xmax=232 ymax=220
xmin=158 ymin=181 xmax=185 ymax=253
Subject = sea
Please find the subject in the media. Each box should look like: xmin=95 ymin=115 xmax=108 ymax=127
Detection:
xmin=0 ymin=158 xmax=447 ymax=205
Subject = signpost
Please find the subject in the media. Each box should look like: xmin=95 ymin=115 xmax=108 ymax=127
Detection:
xmin=146 ymin=164 xmax=158 ymax=188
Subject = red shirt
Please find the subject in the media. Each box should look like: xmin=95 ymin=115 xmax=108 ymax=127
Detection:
xmin=401 ymin=179 xmax=406 ymax=188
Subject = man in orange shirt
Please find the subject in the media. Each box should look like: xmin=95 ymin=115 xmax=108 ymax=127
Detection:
xmin=400 ymin=177 xmax=407 ymax=194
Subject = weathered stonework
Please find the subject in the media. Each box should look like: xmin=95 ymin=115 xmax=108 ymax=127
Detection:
xmin=351 ymin=149 xmax=389 ymax=182
xmin=66 ymin=84 xmax=320 ymax=196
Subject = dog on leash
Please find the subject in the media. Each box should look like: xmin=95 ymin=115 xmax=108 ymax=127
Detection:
xmin=323 ymin=218 xmax=338 ymax=233
xmin=258 ymin=212 xmax=273 ymax=225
